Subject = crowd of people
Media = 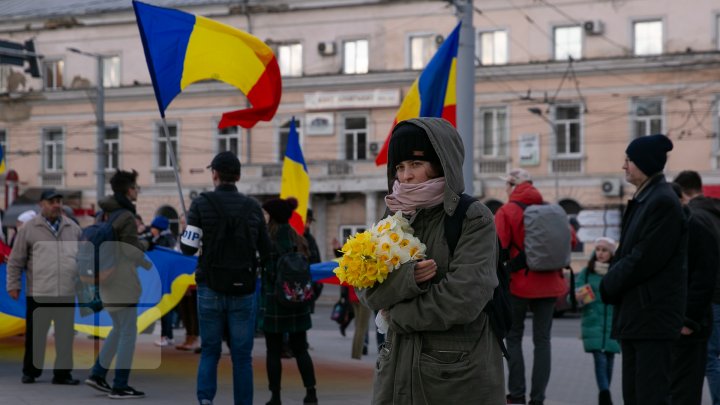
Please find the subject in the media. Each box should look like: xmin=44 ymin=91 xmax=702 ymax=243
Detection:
xmin=3 ymin=117 xmax=720 ymax=405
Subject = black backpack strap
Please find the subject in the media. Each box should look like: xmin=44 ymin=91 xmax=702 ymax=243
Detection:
xmin=444 ymin=193 xmax=476 ymax=256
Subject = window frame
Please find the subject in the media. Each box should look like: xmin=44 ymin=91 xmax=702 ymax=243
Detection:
xmin=633 ymin=19 xmax=664 ymax=56
xmin=42 ymin=127 xmax=65 ymax=172
xmin=477 ymin=29 xmax=508 ymax=66
xmin=216 ymin=124 xmax=241 ymax=156
xmin=43 ymin=59 xmax=65 ymax=90
xmin=553 ymin=25 xmax=583 ymax=61
xmin=102 ymin=54 xmax=121 ymax=88
xmin=407 ymin=32 xmax=437 ymax=70
xmin=477 ymin=106 xmax=509 ymax=158
xmin=552 ymin=104 xmax=584 ymax=157
xmin=277 ymin=42 xmax=303 ymax=77
xmin=154 ymin=121 xmax=179 ymax=170
xmin=631 ymin=97 xmax=664 ymax=139
xmin=342 ymin=39 xmax=369 ymax=75
xmin=104 ymin=125 xmax=121 ymax=171
xmin=341 ymin=114 xmax=369 ymax=161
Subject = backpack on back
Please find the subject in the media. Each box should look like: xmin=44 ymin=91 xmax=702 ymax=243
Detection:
xmin=274 ymin=250 xmax=314 ymax=308
xmin=201 ymin=192 xmax=258 ymax=296
xmin=513 ymin=201 xmax=572 ymax=271
xmin=445 ymin=194 xmax=512 ymax=359
xmin=76 ymin=209 xmax=126 ymax=316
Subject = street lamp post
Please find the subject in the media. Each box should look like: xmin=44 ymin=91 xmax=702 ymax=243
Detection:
xmin=528 ymin=107 xmax=559 ymax=202
xmin=68 ymin=48 xmax=105 ymax=200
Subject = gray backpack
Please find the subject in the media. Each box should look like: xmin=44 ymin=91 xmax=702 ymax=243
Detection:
xmin=513 ymin=202 xmax=572 ymax=271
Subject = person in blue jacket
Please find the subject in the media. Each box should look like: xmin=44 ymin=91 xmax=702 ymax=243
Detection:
xmin=575 ymin=237 xmax=620 ymax=405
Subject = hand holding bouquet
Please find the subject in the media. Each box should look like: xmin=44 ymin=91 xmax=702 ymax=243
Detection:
xmin=333 ymin=211 xmax=426 ymax=289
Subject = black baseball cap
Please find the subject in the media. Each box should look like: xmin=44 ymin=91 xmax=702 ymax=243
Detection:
xmin=40 ymin=189 xmax=62 ymax=201
xmin=207 ymin=151 xmax=241 ymax=176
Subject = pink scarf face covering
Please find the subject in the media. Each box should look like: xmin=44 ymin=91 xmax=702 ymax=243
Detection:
xmin=385 ymin=178 xmax=446 ymax=215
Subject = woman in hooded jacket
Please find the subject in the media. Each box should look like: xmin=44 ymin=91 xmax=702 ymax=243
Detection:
xmin=360 ymin=117 xmax=504 ymax=404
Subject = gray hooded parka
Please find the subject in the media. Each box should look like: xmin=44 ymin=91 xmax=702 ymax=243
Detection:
xmin=360 ymin=118 xmax=505 ymax=404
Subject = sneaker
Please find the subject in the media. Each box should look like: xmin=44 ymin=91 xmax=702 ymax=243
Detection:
xmin=154 ymin=337 xmax=174 ymax=347
xmin=506 ymin=394 xmax=526 ymax=404
xmin=85 ymin=375 xmax=112 ymax=393
xmin=109 ymin=386 xmax=145 ymax=399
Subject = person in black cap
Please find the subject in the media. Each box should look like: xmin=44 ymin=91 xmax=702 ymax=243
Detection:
xmin=6 ymin=188 xmax=82 ymax=386
xmin=600 ymin=134 xmax=687 ymax=405
xmin=180 ymin=151 xmax=271 ymax=405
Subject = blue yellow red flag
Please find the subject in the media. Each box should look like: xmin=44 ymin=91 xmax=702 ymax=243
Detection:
xmin=375 ymin=22 xmax=460 ymax=165
xmin=0 ymin=144 xmax=6 ymax=174
xmin=280 ymin=118 xmax=311 ymax=235
xmin=132 ymin=0 xmax=281 ymax=129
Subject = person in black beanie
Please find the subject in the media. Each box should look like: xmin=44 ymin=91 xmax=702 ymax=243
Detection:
xmin=600 ymin=134 xmax=687 ymax=405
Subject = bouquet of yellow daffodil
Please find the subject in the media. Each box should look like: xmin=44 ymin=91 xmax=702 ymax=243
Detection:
xmin=333 ymin=211 xmax=426 ymax=289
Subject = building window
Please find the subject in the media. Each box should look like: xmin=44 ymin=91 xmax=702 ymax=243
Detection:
xmin=340 ymin=225 xmax=366 ymax=245
xmin=634 ymin=20 xmax=663 ymax=56
xmin=554 ymin=26 xmax=582 ymax=61
xmin=409 ymin=34 xmax=437 ymax=70
xmin=553 ymin=105 xmax=582 ymax=156
xmin=632 ymin=98 xmax=663 ymax=138
xmin=479 ymin=107 xmax=508 ymax=157
xmin=42 ymin=128 xmax=64 ymax=171
xmin=278 ymin=119 xmax=301 ymax=162
xmin=217 ymin=125 xmax=240 ymax=156
xmin=344 ymin=116 xmax=367 ymax=161
xmin=102 ymin=55 xmax=121 ymax=88
xmin=43 ymin=60 xmax=64 ymax=90
xmin=478 ymin=30 xmax=508 ymax=65
xmin=278 ymin=43 xmax=302 ymax=77
xmin=104 ymin=126 xmax=120 ymax=170
xmin=156 ymin=123 xmax=178 ymax=169
xmin=343 ymin=39 xmax=369 ymax=74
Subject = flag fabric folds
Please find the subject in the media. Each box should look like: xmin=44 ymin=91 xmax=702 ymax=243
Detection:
xmin=132 ymin=0 xmax=281 ymax=129
xmin=280 ymin=118 xmax=311 ymax=235
xmin=375 ymin=22 xmax=460 ymax=166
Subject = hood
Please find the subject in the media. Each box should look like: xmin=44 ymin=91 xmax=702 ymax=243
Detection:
xmin=98 ymin=195 xmax=122 ymax=212
xmin=386 ymin=117 xmax=464 ymax=215
xmin=689 ymin=196 xmax=720 ymax=220
xmin=509 ymin=182 xmax=543 ymax=205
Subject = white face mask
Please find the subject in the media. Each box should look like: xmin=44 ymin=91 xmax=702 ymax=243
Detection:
xmin=594 ymin=261 xmax=609 ymax=276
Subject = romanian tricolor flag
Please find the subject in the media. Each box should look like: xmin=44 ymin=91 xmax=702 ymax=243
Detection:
xmin=375 ymin=22 xmax=460 ymax=166
xmin=280 ymin=118 xmax=310 ymax=235
xmin=132 ymin=0 xmax=281 ymax=129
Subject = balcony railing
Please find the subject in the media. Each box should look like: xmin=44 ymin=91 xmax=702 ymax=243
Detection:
xmin=551 ymin=157 xmax=583 ymax=173
xmin=154 ymin=170 xmax=175 ymax=184
xmin=477 ymin=158 xmax=508 ymax=175
xmin=41 ymin=172 xmax=63 ymax=186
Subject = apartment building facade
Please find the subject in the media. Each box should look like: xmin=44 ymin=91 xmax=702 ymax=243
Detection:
xmin=1 ymin=0 xmax=719 ymax=257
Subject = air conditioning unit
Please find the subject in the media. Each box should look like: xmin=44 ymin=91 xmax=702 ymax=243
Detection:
xmin=583 ymin=20 xmax=604 ymax=35
xmin=369 ymin=142 xmax=380 ymax=155
xmin=317 ymin=41 xmax=336 ymax=56
xmin=601 ymin=178 xmax=622 ymax=197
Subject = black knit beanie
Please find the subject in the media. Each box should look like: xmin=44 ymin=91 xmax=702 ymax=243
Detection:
xmin=388 ymin=122 xmax=440 ymax=169
xmin=262 ymin=197 xmax=298 ymax=224
xmin=625 ymin=134 xmax=673 ymax=176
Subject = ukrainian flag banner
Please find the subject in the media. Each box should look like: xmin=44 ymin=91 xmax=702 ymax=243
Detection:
xmin=375 ymin=22 xmax=460 ymax=166
xmin=280 ymin=118 xmax=310 ymax=235
xmin=133 ymin=0 xmax=281 ymax=129
xmin=0 ymin=144 xmax=5 ymax=174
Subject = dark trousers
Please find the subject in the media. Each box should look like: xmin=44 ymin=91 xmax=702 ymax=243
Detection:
xmin=621 ymin=339 xmax=673 ymax=405
xmin=264 ymin=332 xmax=316 ymax=392
xmin=23 ymin=296 xmax=75 ymax=379
xmin=179 ymin=288 xmax=199 ymax=336
xmin=670 ymin=335 xmax=708 ymax=405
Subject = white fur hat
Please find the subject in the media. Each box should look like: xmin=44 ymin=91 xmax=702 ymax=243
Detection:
xmin=595 ymin=236 xmax=617 ymax=254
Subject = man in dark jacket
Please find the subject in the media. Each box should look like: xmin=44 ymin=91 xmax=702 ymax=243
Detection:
xmin=180 ymin=151 xmax=271 ymax=405
xmin=85 ymin=169 xmax=152 ymax=399
xmin=600 ymin=134 xmax=686 ymax=405
xmin=673 ymin=170 xmax=720 ymax=405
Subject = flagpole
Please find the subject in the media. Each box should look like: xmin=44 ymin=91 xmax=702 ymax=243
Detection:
xmin=160 ymin=117 xmax=188 ymax=220
xmin=455 ymin=0 xmax=475 ymax=195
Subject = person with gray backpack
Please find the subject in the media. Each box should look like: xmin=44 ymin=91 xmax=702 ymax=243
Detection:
xmin=495 ymin=168 xmax=576 ymax=405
